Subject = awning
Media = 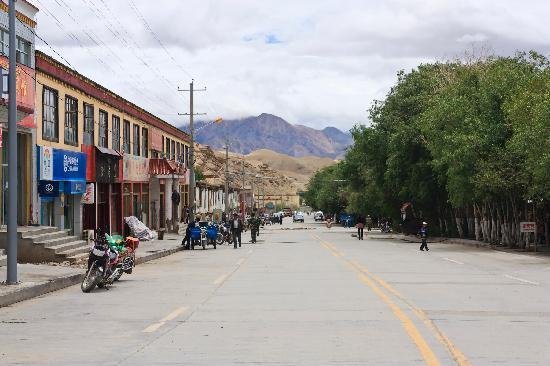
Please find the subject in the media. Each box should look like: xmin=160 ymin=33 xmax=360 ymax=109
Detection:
xmin=149 ymin=158 xmax=186 ymax=176
xmin=96 ymin=146 xmax=122 ymax=157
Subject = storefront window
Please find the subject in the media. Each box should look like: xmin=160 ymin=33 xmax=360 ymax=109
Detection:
xmin=142 ymin=184 xmax=149 ymax=226
xmin=123 ymin=183 xmax=132 ymax=219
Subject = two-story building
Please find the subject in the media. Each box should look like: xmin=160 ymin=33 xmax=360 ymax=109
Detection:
xmin=34 ymin=51 xmax=190 ymax=237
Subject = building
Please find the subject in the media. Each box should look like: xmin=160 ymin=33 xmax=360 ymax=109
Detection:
xmin=0 ymin=0 xmax=38 ymax=227
xmin=34 ymin=51 xmax=191 ymax=237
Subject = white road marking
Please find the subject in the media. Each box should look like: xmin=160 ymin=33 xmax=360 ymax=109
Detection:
xmin=443 ymin=257 xmax=464 ymax=265
xmin=504 ymin=274 xmax=539 ymax=285
xmin=213 ymin=274 xmax=228 ymax=285
xmin=237 ymin=258 xmax=245 ymax=266
xmin=143 ymin=306 xmax=189 ymax=333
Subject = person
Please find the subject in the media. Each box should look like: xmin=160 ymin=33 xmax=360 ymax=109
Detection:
xmin=356 ymin=215 xmax=366 ymax=240
xmin=183 ymin=216 xmax=201 ymax=249
xmin=279 ymin=213 xmax=283 ymax=225
xmin=418 ymin=221 xmax=429 ymax=251
xmin=230 ymin=213 xmax=243 ymax=248
xmin=366 ymin=215 xmax=372 ymax=231
xmin=249 ymin=212 xmax=261 ymax=243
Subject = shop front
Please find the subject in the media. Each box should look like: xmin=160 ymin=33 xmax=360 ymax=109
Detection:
xmin=81 ymin=145 xmax=122 ymax=235
xmin=38 ymin=146 xmax=86 ymax=236
xmin=148 ymin=158 xmax=187 ymax=231
xmin=122 ymin=155 xmax=150 ymax=231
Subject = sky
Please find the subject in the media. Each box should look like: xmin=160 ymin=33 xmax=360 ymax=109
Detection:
xmin=31 ymin=0 xmax=550 ymax=131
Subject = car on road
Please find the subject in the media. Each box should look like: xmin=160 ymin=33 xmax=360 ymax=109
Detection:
xmin=314 ymin=211 xmax=324 ymax=221
xmin=293 ymin=211 xmax=305 ymax=223
xmin=283 ymin=208 xmax=293 ymax=217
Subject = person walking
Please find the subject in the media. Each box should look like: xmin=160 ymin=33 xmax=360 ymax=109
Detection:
xmin=418 ymin=221 xmax=429 ymax=251
xmin=249 ymin=212 xmax=261 ymax=243
xmin=356 ymin=215 xmax=366 ymax=240
xmin=366 ymin=215 xmax=372 ymax=231
xmin=230 ymin=213 xmax=243 ymax=248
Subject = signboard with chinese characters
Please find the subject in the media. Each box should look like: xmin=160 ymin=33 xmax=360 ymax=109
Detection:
xmin=81 ymin=183 xmax=95 ymax=204
xmin=123 ymin=155 xmax=149 ymax=182
xmin=39 ymin=145 xmax=54 ymax=181
xmin=520 ymin=222 xmax=536 ymax=233
xmin=0 ymin=57 xmax=36 ymax=128
xmin=52 ymin=149 xmax=86 ymax=181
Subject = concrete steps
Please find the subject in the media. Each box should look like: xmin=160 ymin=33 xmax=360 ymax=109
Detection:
xmin=0 ymin=226 xmax=91 ymax=264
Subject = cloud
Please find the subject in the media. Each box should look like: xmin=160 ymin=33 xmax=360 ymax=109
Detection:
xmin=32 ymin=0 xmax=550 ymax=130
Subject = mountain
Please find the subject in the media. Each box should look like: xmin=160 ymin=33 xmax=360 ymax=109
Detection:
xmin=181 ymin=113 xmax=352 ymax=158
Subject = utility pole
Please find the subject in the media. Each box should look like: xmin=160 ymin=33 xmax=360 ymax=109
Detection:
xmin=6 ymin=0 xmax=17 ymax=284
xmin=178 ymin=80 xmax=206 ymax=228
xmin=224 ymin=138 xmax=229 ymax=215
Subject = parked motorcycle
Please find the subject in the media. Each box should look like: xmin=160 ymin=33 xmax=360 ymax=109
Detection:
xmin=218 ymin=222 xmax=232 ymax=245
xmin=81 ymin=232 xmax=139 ymax=292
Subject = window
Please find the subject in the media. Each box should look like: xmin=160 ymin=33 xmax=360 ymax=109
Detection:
xmin=0 ymin=29 xmax=8 ymax=56
xmin=142 ymin=128 xmax=149 ymax=158
xmin=123 ymin=120 xmax=131 ymax=153
xmin=165 ymin=137 xmax=171 ymax=159
xmin=42 ymin=87 xmax=59 ymax=141
xmin=176 ymin=142 xmax=181 ymax=163
xmin=64 ymin=96 xmax=78 ymax=145
xmin=16 ymin=37 xmax=31 ymax=66
xmin=112 ymin=115 xmax=121 ymax=151
xmin=133 ymin=124 xmax=140 ymax=156
xmin=99 ymin=110 xmax=108 ymax=148
xmin=171 ymin=140 xmax=175 ymax=161
xmin=83 ymin=103 xmax=94 ymax=145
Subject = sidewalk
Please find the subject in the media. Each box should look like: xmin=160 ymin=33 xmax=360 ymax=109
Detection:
xmin=0 ymin=232 xmax=184 ymax=308
xmin=369 ymin=232 xmax=550 ymax=257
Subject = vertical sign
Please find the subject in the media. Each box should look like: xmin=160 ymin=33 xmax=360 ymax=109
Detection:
xmin=40 ymin=146 xmax=53 ymax=180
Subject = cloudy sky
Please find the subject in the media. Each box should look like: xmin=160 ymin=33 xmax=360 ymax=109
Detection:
xmin=31 ymin=0 xmax=550 ymax=131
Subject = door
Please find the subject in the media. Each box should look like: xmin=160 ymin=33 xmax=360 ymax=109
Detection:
xmin=64 ymin=195 xmax=74 ymax=235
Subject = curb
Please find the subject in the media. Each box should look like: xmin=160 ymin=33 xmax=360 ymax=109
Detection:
xmin=0 ymin=246 xmax=184 ymax=308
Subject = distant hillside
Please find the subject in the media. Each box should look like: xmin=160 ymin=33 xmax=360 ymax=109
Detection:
xmin=181 ymin=113 xmax=352 ymax=158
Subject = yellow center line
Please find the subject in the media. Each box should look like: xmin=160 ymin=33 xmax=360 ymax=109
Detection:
xmin=312 ymin=234 xmax=440 ymax=366
xmin=351 ymin=261 xmax=470 ymax=366
xmin=213 ymin=274 xmax=228 ymax=285
xmin=143 ymin=306 xmax=189 ymax=333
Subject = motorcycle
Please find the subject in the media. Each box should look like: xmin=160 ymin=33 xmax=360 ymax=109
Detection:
xmin=81 ymin=233 xmax=139 ymax=292
xmin=218 ymin=222 xmax=232 ymax=245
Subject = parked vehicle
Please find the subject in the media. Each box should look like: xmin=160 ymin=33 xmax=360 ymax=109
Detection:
xmin=190 ymin=222 xmax=218 ymax=249
xmin=314 ymin=211 xmax=324 ymax=221
xmin=283 ymin=208 xmax=292 ymax=217
xmin=81 ymin=232 xmax=138 ymax=292
xmin=218 ymin=222 xmax=232 ymax=244
xmin=293 ymin=211 xmax=305 ymax=223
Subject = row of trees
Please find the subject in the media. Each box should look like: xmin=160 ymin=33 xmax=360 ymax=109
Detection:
xmin=305 ymin=52 xmax=549 ymax=248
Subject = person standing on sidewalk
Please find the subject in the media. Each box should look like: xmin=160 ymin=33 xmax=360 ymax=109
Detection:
xmin=418 ymin=221 xmax=429 ymax=251
xmin=356 ymin=215 xmax=366 ymax=240
xmin=230 ymin=213 xmax=243 ymax=248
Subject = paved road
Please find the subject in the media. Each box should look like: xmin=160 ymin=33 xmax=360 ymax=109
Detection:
xmin=1 ymin=216 xmax=549 ymax=365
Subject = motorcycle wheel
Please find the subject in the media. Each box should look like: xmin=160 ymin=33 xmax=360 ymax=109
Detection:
xmin=81 ymin=264 xmax=99 ymax=293
xmin=215 ymin=233 xmax=224 ymax=245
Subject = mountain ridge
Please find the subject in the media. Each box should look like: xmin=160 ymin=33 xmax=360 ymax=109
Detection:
xmin=181 ymin=113 xmax=352 ymax=159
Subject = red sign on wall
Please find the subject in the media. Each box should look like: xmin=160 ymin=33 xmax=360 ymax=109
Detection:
xmin=0 ymin=56 xmax=36 ymax=128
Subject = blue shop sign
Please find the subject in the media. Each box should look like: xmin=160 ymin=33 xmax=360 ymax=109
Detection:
xmin=53 ymin=149 xmax=87 ymax=181
xmin=38 ymin=181 xmax=60 ymax=197
xmin=65 ymin=181 xmax=85 ymax=194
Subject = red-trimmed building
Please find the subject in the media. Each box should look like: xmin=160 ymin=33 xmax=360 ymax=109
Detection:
xmin=35 ymin=50 xmax=191 ymax=237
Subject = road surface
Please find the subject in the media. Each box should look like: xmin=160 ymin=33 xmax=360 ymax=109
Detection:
xmin=1 ymin=216 xmax=549 ymax=365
